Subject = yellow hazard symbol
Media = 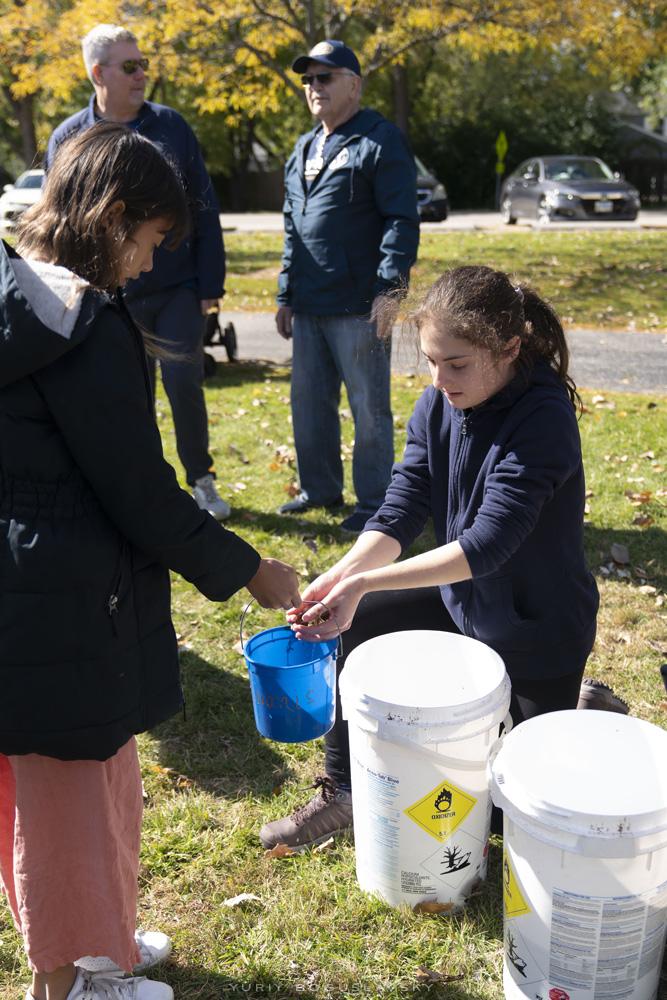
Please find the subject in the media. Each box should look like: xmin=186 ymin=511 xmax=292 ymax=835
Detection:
xmin=503 ymin=850 xmax=531 ymax=918
xmin=403 ymin=779 xmax=477 ymax=842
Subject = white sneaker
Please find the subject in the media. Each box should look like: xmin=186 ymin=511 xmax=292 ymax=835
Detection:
xmin=192 ymin=474 xmax=231 ymax=520
xmin=26 ymin=966 xmax=173 ymax=1000
xmin=76 ymin=929 xmax=171 ymax=975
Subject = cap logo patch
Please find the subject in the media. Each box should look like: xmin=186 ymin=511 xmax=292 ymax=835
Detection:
xmin=310 ymin=42 xmax=334 ymax=56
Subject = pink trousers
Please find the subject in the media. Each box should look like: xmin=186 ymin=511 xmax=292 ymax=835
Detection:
xmin=0 ymin=739 xmax=143 ymax=974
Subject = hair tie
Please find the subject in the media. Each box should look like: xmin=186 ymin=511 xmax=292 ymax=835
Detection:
xmin=513 ymin=284 xmax=524 ymax=304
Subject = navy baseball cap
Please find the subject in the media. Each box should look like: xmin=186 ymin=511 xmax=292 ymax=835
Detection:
xmin=291 ymin=40 xmax=361 ymax=77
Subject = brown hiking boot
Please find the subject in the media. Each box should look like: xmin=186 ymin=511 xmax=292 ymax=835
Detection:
xmin=259 ymin=774 xmax=353 ymax=850
xmin=577 ymin=678 xmax=629 ymax=714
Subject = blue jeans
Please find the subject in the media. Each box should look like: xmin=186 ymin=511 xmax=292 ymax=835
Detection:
xmin=127 ymin=286 xmax=212 ymax=485
xmin=290 ymin=313 xmax=394 ymax=514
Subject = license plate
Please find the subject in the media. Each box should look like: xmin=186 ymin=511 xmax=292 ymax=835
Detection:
xmin=594 ymin=201 xmax=613 ymax=213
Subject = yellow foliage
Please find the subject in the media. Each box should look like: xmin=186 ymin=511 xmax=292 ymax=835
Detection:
xmin=1 ymin=0 xmax=666 ymax=129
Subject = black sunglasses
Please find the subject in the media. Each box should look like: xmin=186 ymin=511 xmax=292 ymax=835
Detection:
xmin=107 ymin=58 xmax=149 ymax=75
xmin=301 ymin=71 xmax=352 ymax=87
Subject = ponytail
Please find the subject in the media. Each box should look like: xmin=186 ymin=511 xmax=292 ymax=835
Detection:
xmin=519 ymin=286 xmax=580 ymax=409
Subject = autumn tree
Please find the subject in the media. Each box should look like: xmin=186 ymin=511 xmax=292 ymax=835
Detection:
xmin=1 ymin=0 xmax=667 ymax=179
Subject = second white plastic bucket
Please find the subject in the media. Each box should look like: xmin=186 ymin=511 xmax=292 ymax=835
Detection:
xmin=490 ymin=711 xmax=667 ymax=1000
xmin=339 ymin=630 xmax=510 ymax=909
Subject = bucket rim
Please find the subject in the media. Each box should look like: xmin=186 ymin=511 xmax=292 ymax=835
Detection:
xmin=244 ymin=625 xmax=338 ymax=669
xmin=490 ymin=712 xmax=667 ymax=849
xmin=340 ymin=632 xmax=510 ymax=730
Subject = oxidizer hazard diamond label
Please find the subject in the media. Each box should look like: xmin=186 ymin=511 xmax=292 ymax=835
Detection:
xmin=404 ymin=779 xmax=477 ymax=842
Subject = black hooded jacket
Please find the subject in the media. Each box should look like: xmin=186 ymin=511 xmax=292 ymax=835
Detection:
xmin=0 ymin=243 xmax=260 ymax=760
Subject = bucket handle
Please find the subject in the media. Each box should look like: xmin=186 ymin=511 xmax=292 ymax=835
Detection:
xmin=486 ymin=711 xmax=514 ymax=790
xmin=368 ymin=711 xmax=514 ymax=772
xmin=378 ymin=712 xmax=514 ymax=768
xmin=240 ymin=598 xmax=343 ymax=660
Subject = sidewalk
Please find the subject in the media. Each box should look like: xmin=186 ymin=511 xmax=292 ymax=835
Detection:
xmin=213 ymin=312 xmax=667 ymax=396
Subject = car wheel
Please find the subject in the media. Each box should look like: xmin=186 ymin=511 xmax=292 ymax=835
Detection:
xmin=537 ymin=198 xmax=552 ymax=225
xmin=501 ymin=197 xmax=516 ymax=225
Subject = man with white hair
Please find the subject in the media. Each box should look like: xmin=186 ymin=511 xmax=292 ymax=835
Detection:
xmin=45 ymin=24 xmax=230 ymax=521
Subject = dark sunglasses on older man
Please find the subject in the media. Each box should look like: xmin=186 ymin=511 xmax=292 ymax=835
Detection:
xmin=110 ymin=58 xmax=149 ymax=74
xmin=301 ymin=71 xmax=352 ymax=87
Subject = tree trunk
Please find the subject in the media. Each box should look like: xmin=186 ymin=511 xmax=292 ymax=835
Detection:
xmin=392 ymin=62 xmax=410 ymax=139
xmin=2 ymin=86 xmax=37 ymax=167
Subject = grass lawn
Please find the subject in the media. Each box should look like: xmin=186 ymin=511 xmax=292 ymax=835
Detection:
xmin=224 ymin=229 xmax=667 ymax=333
xmin=3 ymin=355 xmax=667 ymax=999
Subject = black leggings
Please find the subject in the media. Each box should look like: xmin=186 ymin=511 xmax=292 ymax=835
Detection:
xmin=324 ymin=587 xmax=591 ymax=785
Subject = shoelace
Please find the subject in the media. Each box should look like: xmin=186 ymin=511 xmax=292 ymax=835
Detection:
xmin=196 ymin=479 xmax=220 ymax=504
xmin=73 ymin=974 xmax=147 ymax=999
xmin=290 ymin=774 xmax=339 ymax=823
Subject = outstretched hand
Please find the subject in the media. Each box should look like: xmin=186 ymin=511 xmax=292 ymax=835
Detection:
xmin=246 ymin=557 xmax=301 ymax=609
xmin=288 ymin=574 xmax=367 ymax=642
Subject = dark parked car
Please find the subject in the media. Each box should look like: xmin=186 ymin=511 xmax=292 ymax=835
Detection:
xmin=416 ymin=156 xmax=449 ymax=222
xmin=500 ymin=156 xmax=640 ymax=224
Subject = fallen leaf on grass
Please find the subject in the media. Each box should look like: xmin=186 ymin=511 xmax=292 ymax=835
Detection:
xmin=611 ymin=543 xmax=630 ymax=565
xmin=223 ymin=893 xmax=261 ymax=908
xmin=283 ymin=483 xmax=301 ymax=498
xmin=149 ymin=765 xmax=194 ymax=788
xmin=413 ymin=901 xmax=454 ymax=915
xmin=228 ymin=445 xmax=250 ymax=464
xmin=313 ymin=837 xmax=335 ymax=855
xmin=639 ymin=585 xmax=658 ymax=595
xmin=233 ymin=640 xmax=244 ymax=656
xmin=624 ymin=490 xmax=652 ymax=504
xmin=634 ymin=515 xmax=654 ymax=527
xmin=264 ymin=843 xmax=299 ymax=858
xmin=646 ymin=638 xmax=667 ymax=655
xmin=303 ymin=538 xmax=319 ymax=554
xmin=415 ymin=966 xmax=464 ymax=983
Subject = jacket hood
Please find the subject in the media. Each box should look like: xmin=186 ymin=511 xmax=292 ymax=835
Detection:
xmin=0 ymin=240 xmax=107 ymax=389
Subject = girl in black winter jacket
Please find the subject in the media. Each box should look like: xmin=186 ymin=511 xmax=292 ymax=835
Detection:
xmin=0 ymin=123 xmax=301 ymax=1000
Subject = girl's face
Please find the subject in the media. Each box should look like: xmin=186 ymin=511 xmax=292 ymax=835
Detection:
xmin=420 ymin=320 xmax=519 ymax=409
xmin=116 ymin=217 xmax=171 ymax=285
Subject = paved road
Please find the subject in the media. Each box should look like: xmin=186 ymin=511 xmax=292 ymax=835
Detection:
xmin=214 ymin=209 xmax=667 ymax=395
xmin=209 ymin=312 xmax=667 ymax=396
xmin=221 ymin=208 xmax=667 ymax=233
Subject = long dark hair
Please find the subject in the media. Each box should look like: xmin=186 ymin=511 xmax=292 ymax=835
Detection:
xmin=17 ymin=122 xmax=190 ymax=292
xmin=411 ymin=265 xmax=579 ymax=407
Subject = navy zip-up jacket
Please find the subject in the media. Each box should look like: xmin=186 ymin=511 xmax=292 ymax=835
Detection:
xmin=45 ymin=97 xmax=224 ymax=300
xmin=365 ymin=360 xmax=599 ymax=679
xmin=277 ymin=108 xmax=420 ymax=315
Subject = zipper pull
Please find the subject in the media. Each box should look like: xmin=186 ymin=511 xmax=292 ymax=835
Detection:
xmin=107 ymin=594 xmax=119 ymax=616
xmin=461 ymin=416 xmax=468 ymax=436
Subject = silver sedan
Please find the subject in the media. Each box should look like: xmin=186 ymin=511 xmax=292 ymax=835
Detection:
xmin=500 ymin=156 xmax=640 ymax=224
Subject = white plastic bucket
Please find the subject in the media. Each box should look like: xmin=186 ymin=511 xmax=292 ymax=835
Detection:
xmin=339 ymin=630 xmax=510 ymax=910
xmin=490 ymin=710 xmax=667 ymax=1000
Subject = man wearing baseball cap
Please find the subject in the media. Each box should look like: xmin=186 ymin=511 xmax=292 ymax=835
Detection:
xmin=275 ymin=40 xmax=420 ymax=536
xmin=265 ymin=40 xmax=419 ymax=851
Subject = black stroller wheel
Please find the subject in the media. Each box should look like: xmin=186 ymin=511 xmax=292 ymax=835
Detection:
xmin=223 ymin=322 xmax=238 ymax=362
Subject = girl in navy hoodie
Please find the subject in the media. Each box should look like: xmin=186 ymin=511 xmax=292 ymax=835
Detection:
xmin=260 ymin=264 xmax=601 ymax=850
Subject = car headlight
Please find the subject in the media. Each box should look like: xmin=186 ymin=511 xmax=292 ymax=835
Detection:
xmin=432 ymin=183 xmax=447 ymax=201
